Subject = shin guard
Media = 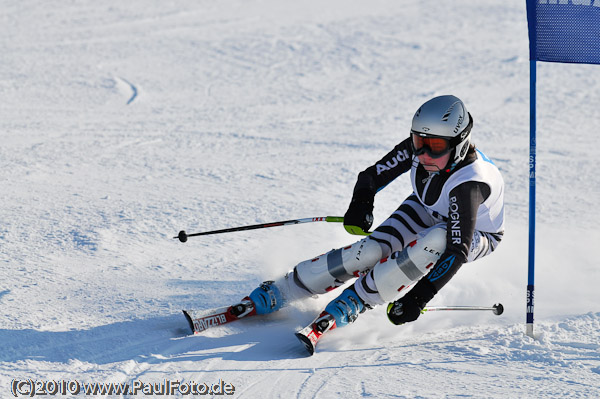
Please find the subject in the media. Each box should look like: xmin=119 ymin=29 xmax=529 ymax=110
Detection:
xmin=360 ymin=227 xmax=447 ymax=304
xmin=293 ymin=238 xmax=382 ymax=295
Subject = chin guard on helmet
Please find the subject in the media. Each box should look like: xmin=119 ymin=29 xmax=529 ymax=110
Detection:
xmin=447 ymin=112 xmax=473 ymax=168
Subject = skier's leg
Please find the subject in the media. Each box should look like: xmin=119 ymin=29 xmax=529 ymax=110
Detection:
xmin=250 ymin=193 xmax=440 ymax=317
xmin=369 ymin=193 xmax=438 ymax=257
xmin=247 ymin=236 xmax=385 ymax=315
xmin=286 ymin=192 xmax=438 ymax=305
xmin=308 ymin=224 xmax=503 ymax=330
xmin=321 ymin=225 xmax=446 ymax=329
xmin=311 ymin=195 xmax=440 ymax=328
xmin=355 ymin=227 xmax=504 ymax=309
xmin=287 ymin=236 xmax=384 ymax=296
xmin=356 ymin=225 xmax=447 ymax=306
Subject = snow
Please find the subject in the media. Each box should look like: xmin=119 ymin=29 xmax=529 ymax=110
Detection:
xmin=1 ymin=0 xmax=599 ymax=397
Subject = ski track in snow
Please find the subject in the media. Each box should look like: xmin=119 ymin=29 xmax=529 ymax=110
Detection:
xmin=116 ymin=77 xmax=139 ymax=105
xmin=1 ymin=1 xmax=599 ymax=398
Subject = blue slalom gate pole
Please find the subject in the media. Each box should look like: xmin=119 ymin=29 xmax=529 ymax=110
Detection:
xmin=525 ymin=0 xmax=600 ymax=339
xmin=525 ymin=0 xmax=537 ymax=339
xmin=526 ymin=58 xmax=536 ymax=338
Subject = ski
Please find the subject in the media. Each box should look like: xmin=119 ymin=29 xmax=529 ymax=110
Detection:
xmin=183 ymin=298 xmax=256 ymax=334
xmin=294 ymin=311 xmax=337 ymax=356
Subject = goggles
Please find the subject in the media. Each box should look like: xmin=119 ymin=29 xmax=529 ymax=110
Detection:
xmin=411 ymin=133 xmax=451 ymax=158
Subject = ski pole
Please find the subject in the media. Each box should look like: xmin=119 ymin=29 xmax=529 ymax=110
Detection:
xmin=175 ymin=216 xmax=361 ymax=243
xmin=424 ymin=303 xmax=504 ymax=315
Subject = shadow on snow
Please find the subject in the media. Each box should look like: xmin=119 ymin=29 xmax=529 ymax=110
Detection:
xmin=0 ymin=313 xmax=309 ymax=365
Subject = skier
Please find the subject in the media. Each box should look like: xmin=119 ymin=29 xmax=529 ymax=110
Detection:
xmin=244 ymin=95 xmax=505 ymax=353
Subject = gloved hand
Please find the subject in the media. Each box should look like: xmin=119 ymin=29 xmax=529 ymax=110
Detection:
xmin=343 ymin=189 xmax=374 ymax=235
xmin=387 ymin=279 xmax=437 ymax=325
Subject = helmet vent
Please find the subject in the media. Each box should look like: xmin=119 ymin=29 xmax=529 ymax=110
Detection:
xmin=441 ymin=105 xmax=455 ymax=121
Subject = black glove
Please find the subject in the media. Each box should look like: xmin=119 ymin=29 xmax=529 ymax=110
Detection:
xmin=387 ymin=279 xmax=437 ymax=325
xmin=343 ymin=189 xmax=374 ymax=234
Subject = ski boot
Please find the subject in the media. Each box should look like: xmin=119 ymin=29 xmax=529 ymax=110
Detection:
xmin=183 ymin=281 xmax=283 ymax=334
xmin=295 ymin=286 xmax=367 ymax=355
xmin=248 ymin=280 xmax=283 ymax=314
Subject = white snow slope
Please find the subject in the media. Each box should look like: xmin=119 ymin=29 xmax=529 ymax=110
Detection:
xmin=1 ymin=1 xmax=599 ymax=398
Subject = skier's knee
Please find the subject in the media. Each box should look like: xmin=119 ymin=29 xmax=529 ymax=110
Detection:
xmin=293 ymin=237 xmax=383 ymax=295
xmin=360 ymin=227 xmax=447 ymax=303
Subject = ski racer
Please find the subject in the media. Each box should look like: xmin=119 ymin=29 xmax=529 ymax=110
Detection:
xmin=245 ymin=95 xmax=505 ymax=350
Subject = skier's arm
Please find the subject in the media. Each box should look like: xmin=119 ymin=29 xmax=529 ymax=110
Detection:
xmin=387 ymin=180 xmax=490 ymax=325
xmin=344 ymin=138 xmax=414 ymax=234
xmin=425 ymin=180 xmax=490 ymax=290
xmin=354 ymin=137 xmax=414 ymax=195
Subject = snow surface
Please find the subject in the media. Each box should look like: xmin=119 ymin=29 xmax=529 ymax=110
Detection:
xmin=1 ymin=0 xmax=599 ymax=397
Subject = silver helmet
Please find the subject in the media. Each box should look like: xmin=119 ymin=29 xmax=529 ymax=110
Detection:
xmin=411 ymin=95 xmax=473 ymax=169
